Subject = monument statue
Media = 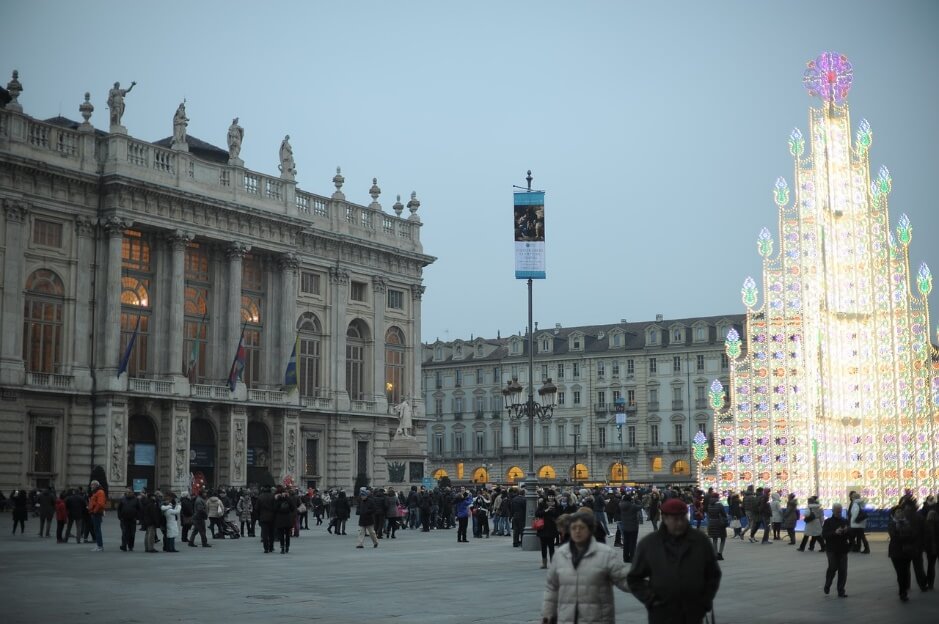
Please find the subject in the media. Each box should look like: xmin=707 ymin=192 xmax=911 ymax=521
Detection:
xmin=171 ymin=101 xmax=189 ymax=147
xmin=392 ymin=400 xmax=413 ymax=438
xmin=278 ymin=134 xmax=296 ymax=178
xmin=227 ymin=117 xmax=244 ymax=162
xmin=107 ymin=80 xmax=136 ymax=127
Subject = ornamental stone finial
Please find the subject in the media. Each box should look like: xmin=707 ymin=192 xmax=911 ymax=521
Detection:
xmin=6 ymin=70 xmax=23 ymax=111
xmin=392 ymin=194 xmax=404 ymax=217
xmin=107 ymin=80 xmax=136 ymax=130
xmin=79 ymin=92 xmax=94 ymax=129
xmin=369 ymin=177 xmax=381 ymax=210
xmin=406 ymin=191 xmax=421 ymax=222
xmin=332 ymin=166 xmax=345 ymax=199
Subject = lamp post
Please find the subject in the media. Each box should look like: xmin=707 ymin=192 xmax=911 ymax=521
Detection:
xmin=503 ymin=375 xmax=557 ymax=551
xmin=614 ymin=396 xmax=626 ymax=486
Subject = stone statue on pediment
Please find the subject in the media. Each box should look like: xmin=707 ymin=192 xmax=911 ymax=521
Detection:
xmin=227 ymin=117 xmax=244 ymax=164
xmin=107 ymin=80 xmax=135 ymax=128
xmin=171 ymin=101 xmax=189 ymax=149
xmin=279 ymin=134 xmax=296 ymax=179
xmin=392 ymin=400 xmax=413 ymax=438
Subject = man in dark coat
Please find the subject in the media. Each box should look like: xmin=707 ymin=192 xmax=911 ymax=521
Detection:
xmin=511 ymin=488 xmax=528 ymax=547
xmin=419 ymin=489 xmax=432 ymax=532
xmin=37 ymin=487 xmax=56 ymax=537
xmin=619 ymin=494 xmax=644 ymax=563
xmin=187 ymin=491 xmax=211 ymax=548
xmin=372 ymin=489 xmax=386 ymax=539
xmin=65 ymin=489 xmax=85 ymax=542
xmin=821 ymin=502 xmax=851 ymax=597
xmin=627 ymin=498 xmax=721 ymax=624
xmin=355 ymin=488 xmax=379 ymax=548
xmin=257 ymin=486 xmax=276 ymax=553
xmin=117 ymin=487 xmax=141 ymax=551
xmin=887 ymin=496 xmax=928 ymax=601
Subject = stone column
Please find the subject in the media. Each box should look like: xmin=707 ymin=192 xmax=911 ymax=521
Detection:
xmin=278 ymin=253 xmax=299 ymax=389
xmin=283 ymin=410 xmax=300 ymax=482
xmin=71 ymin=217 xmax=96 ymax=391
xmin=225 ymin=242 xmax=249 ymax=390
xmin=101 ymin=217 xmax=126 ymax=379
xmin=371 ymin=276 xmax=387 ymax=410
xmin=107 ymin=400 xmax=128 ymax=487
xmin=166 ymin=231 xmax=192 ymax=380
xmin=328 ymin=267 xmax=349 ymax=409
xmin=170 ymin=402 xmax=191 ymax=493
xmin=229 ymin=407 xmax=248 ymax=488
xmin=410 ymin=284 xmax=426 ymax=417
xmin=0 ymin=200 xmax=28 ymax=385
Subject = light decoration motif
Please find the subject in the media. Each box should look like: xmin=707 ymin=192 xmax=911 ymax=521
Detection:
xmin=706 ymin=52 xmax=939 ymax=509
xmin=693 ymin=430 xmax=709 ymax=463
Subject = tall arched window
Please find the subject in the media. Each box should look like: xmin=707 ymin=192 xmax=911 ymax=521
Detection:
xmin=183 ymin=242 xmax=210 ymax=382
xmin=297 ymin=312 xmax=322 ymax=397
xmin=121 ymin=230 xmax=152 ymax=376
xmin=23 ymin=269 xmax=65 ymax=373
xmin=240 ymin=254 xmax=264 ymax=388
xmin=384 ymin=326 xmax=406 ymax=404
xmin=346 ymin=319 xmax=370 ymax=401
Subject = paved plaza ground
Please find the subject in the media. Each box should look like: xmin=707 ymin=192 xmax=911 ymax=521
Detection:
xmin=1 ymin=516 xmax=936 ymax=623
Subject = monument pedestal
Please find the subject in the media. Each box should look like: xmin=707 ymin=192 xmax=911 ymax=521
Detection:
xmin=385 ymin=436 xmax=424 ymax=486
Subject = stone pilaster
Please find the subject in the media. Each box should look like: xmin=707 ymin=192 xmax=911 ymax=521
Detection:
xmin=70 ymin=217 xmax=96 ymax=391
xmin=225 ymin=242 xmax=249 ymax=392
xmin=0 ymin=200 xmax=28 ymax=385
xmin=371 ymin=276 xmax=387 ymax=410
xmin=328 ymin=267 xmax=349 ymax=410
xmin=278 ymin=254 xmax=299 ymax=384
xmin=229 ymin=407 xmax=248 ymax=488
xmin=100 ymin=216 xmax=127 ymax=381
xmin=409 ymin=284 xmax=426 ymax=417
xmin=282 ymin=410 xmax=300 ymax=482
xmin=166 ymin=230 xmax=192 ymax=382
xmin=170 ymin=402 xmax=191 ymax=493
xmin=106 ymin=401 xmax=128 ymax=487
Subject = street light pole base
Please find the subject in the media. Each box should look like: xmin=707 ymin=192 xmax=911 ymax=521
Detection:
xmin=521 ymin=528 xmax=540 ymax=551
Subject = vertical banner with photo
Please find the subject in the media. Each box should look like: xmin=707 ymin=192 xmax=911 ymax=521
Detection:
xmin=514 ymin=191 xmax=546 ymax=279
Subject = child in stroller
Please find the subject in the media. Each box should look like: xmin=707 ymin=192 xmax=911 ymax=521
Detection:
xmin=219 ymin=507 xmax=241 ymax=539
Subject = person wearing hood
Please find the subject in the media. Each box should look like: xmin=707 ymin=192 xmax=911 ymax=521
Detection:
xmin=161 ymin=493 xmax=181 ymax=552
xmin=887 ymin=495 xmax=927 ymax=601
xmin=619 ymin=493 xmax=644 ymax=564
xmin=781 ymin=493 xmax=800 ymax=545
xmin=847 ymin=491 xmax=870 ymax=554
xmin=769 ymin=492 xmax=783 ymax=541
xmin=797 ymin=496 xmax=825 ymax=552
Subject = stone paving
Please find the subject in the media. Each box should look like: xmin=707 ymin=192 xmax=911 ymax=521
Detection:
xmin=1 ymin=516 xmax=936 ymax=623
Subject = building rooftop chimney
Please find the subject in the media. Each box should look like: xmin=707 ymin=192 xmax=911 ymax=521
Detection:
xmin=655 ymin=314 xmax=664 ymax=322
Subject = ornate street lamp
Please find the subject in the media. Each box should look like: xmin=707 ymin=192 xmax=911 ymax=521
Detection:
xmin=503 ymin=376 xmax=556 ymax=550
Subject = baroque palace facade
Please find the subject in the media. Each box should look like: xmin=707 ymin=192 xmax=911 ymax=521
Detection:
xmin=423 ymin=314 xmax=745 ymax=486
xmin=0 ymin=72 xmax=434 ymax=496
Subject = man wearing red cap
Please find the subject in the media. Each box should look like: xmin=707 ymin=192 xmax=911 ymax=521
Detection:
xmin=627 ymin=497 xmax=721 ymax=623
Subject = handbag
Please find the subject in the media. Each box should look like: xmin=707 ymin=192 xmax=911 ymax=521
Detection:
xmin=729 ymin=518 xmax=741 ymax=529
xmin=804 ymin=512 xmax=815 ymax=523
xmin=532 ymin=518 xmax=545 ymax=531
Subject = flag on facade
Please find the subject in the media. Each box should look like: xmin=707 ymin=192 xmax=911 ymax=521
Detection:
xmin=117 ymin=314 xmax=142 ymax=377
xmin=227 ymin=321 xmax=247 ymax=391
xmin=283 ymin=333 xmax=299 ymax=390
xmin=187 ymin=312 xmax=207 ymax=383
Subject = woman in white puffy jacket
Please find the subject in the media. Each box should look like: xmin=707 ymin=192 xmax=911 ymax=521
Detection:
xmin=161 ymin=494 xmax=181 ymax=552
xmin=797 ymin=496 xmax=825 ymax=552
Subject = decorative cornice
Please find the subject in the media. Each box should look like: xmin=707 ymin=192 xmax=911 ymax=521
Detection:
xmin=2 ymin=199 xmax=28 ymax=223
xmin=371 ymin=275 xmax=387 ymax=293
xmin=101 ymin=215 xmax=129 ymax=236
xmin=225 ymin=241 xmax=251 ymax=260
xmin=277 ymin=252 xmax=300 ymax=271
xmin=75 ymin=216 xmax=96 ymax=237
xmin=410 ymin=284 xmax=425 ymax=301
xmin=166 ymin=229 xmax=194 ymax=250
xmin=329 ymin=266 xmax=349 ymax=285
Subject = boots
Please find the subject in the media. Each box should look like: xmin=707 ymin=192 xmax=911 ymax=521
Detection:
xmin=540 ymin=557 xmax=548 ymax=569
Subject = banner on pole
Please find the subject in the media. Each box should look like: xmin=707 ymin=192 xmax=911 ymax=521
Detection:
xmin=513 ymin=191 xmax=546 ymax=279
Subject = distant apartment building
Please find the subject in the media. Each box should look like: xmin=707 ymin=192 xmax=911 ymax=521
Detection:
xmin=422 ymin=314 xmax=745 ymax=486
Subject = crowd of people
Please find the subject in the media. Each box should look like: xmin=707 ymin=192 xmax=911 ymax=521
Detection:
xmin=6 ymin=480 xmax=939 ymax=622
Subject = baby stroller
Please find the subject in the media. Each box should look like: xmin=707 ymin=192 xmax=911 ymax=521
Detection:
xmin=219 ymin=508 xmax=241 ymax=539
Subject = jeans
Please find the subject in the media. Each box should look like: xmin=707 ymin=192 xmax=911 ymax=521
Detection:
xmin=799 ymin=535 xmax=825 ymax=550
xmin=65 ymin=516 xmax=81 ymax=542
xmin=121 ymin=519 xmax=137 ymax=550
xmin=594 ymin=511 xmax=609 ymax=535
xmin=278 ymin=526 xmax=292 ymax=552
xmin=259 ymin=520 xmax=274 ymax=551
xmin=540 ymin=536 xmax=555 ymax=561
xmin=408 ymin=506 xmax=420 ymax=529
xmin=91 ymin=514 xmax=103 ymax=548
xmin=39 ymin=512 xmax=53 ymax=536
xmin=456 ymin=516 xmax=469 ymax=541
xmin=890 ymin=555 xmax=928 ymax=596
xmin=622 ymin=530 xmax=639 ymax=562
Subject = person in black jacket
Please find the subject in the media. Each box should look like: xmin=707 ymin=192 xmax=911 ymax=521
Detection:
xmin=117 ymin=487 xmax=140 ymax=551
xmin=273 ymin=485 xmax=296 ymax=554
xmin=535 ymin=491 xmax=561 ymax=568
xmin=627 ymin=498 xmax=721 ymax=624
xmin=332 ymin=490 xmax=351 ymax=535
xmin=64 ymin=489 xmax=85 ymax=542
xmin=821 ymin=502 xmax=851 ymax=597
xmin=142 ymin=492 xmax=163 ymax=553
xmin=256 ymin=486 xmax=275 ymax=552
xmin=619 ymin=493 xmax=644 ymax=563
xmin=355 ymin=488 xmax=379 ymax=548
xmin=888 ymin=496 xmax=928 ymax=601
xmin=511 ymin=488 xmax=527 ymax=547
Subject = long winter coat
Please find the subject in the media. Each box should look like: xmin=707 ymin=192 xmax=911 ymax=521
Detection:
xmin=541 ymin=539 xmax=630 ymax=624
xmin=781 ymin=498 xmax=799 ymax=530
xmin=706 ymin=500 xmax=728 ymax=539
xmin=535 ymin=503 xmax=560 ymax=542
xmin=619 ymin=500 xmax=644 ymax=533
xmin=161 ymin=502 xmax=181 ymax=539
xmin=770 ymin=494 xmax=783 ymax=523
xmin=848 ymin=498 xmax=868 ymax=529
xmin=802 ymin=503 xmax=823 ymax=537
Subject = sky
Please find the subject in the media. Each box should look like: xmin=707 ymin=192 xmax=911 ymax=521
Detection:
xmin=2 ymin=1 xmax=937 ymax=343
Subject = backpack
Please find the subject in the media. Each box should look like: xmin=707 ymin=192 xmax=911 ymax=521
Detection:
xmin=278 ymin=498 xmax=292 ymax=514
xmin=894 ymin=513 xmax=913 ymax=539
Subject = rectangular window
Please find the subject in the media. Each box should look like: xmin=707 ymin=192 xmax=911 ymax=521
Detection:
xmin=541 ymin=364 xmax=548 ymax=380
xmin=627 ymin=359 xmax=634 ymax=375
xmin=673 ymin=356 xmax=681 ymax=373
xmin=557 ymin=363 xmax=565 ymax=379
xmin=299 ymin=337 xmax=321 ymax=396
xmin=598 ymin=427 xmax=607 ymax=449
xmin=627 ymin=389 xmax=636 ymax=406
xmin=573 ymin=391 xmax=581 ymax=405
xmin=696 ymin=327 xmax=707 ymax=341
xmin=674 ymin=423 xmax=684 ymax=445
xmin=350 ymin=281 xmax=367 ymax=302
xmin=597 ymin=391 xmax=606 ymax=406
xmin=650 ymin=424 xmax=659 ymax=446
xmin=454 ymin=433 xmax=464 ymax=453
xmin=649 ymin=358 xmax=657 ymax=374
xmin=493 ymin=367 xmax=500 ymax=382
xmin=300 ymin=271 xmax=320 ymax=295
xmin=346 ymin=342 xmax=364 ymax=400
xmin=650 ymin=388 xmax=658 ymax=404
xmin=557 ymin=391 xmax=565 ymax=406
xmin=304 ymin=438 xmax=319 ymax=476
xmin=697 ymin=354 xmax=705 ymax=371
xmin=557 ymin=424 xmax=566 ymax=447
xmin=453 ymin=397 xmax=464 ymax=415
xmin=542 ymin=425 xmax=550 ymax=448
xmin=512 ymin=426 xmax=520 ymax=450
xmin=32 ymin=219 xmax=63 ymax=248
xmin=475 ymin=431 xmax=485 ymax=454
xmin=387 ymin=289 xmax=404 ymax=309
xmin=597 ymin=361 xmax=605 ymax=377
xmin=696 ymin=385 xmax=706 ymax=401
xmin=455 ymin=370 xmax=462 ymax=387
xmin=572 ymin=363 xmax=580 ymax=378
xmin=435 ymin=371 xmax=442 ymax=388
xmin=243 ymin=328 xmax=261 ymax=387
xmin=33 ymin=426 xmax=54 ymax=473
xmin=612 ymin=361 xmax=620 ymax=376
xmin=434 ymin=398 xmax=443 ymax=417
xmin=698 ymin=423 xmax=707 ymax=434
xmin=476 ymin=368 xmax=484 ymax=385
xmin=721 ymin=354 xmax=729 ymax=370
xmin=673 ymin=329 xmax=682 ymax=342
xmin=433 ymin=434 xmax=443 ymax=454
xmin=628 ymin=425 xmax=636 ymax=447
xmin=357 ymin=440 xmax=369 ymax=477
xmin=475 ymin=396 xmax=485 ymax=416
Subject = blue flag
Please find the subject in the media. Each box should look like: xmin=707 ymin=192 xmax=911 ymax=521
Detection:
xmin=227 ymin=322 xmax=247 ymax=391
xmin=117 ymin=314 xmax=142 ymax=377
xmin=283 ymin=334 xmax=298 ymax=389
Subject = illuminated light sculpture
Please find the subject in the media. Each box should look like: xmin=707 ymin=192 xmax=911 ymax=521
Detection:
xmin=707 ymin=52 xmax=939 ymax=508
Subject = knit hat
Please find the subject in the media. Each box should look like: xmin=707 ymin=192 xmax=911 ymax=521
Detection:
xmin=359 ymin=487 xmax=368 ymax=496
xmin=660 ymin=498 xmax=688 ymax=516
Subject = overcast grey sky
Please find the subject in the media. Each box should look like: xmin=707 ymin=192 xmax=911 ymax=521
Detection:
xmin=3 ymin=1 xmax=937 ymax=343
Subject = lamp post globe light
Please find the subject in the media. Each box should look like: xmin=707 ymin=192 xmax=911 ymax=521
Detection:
xmin=503 ymin=376 xmax=557 ymax=551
